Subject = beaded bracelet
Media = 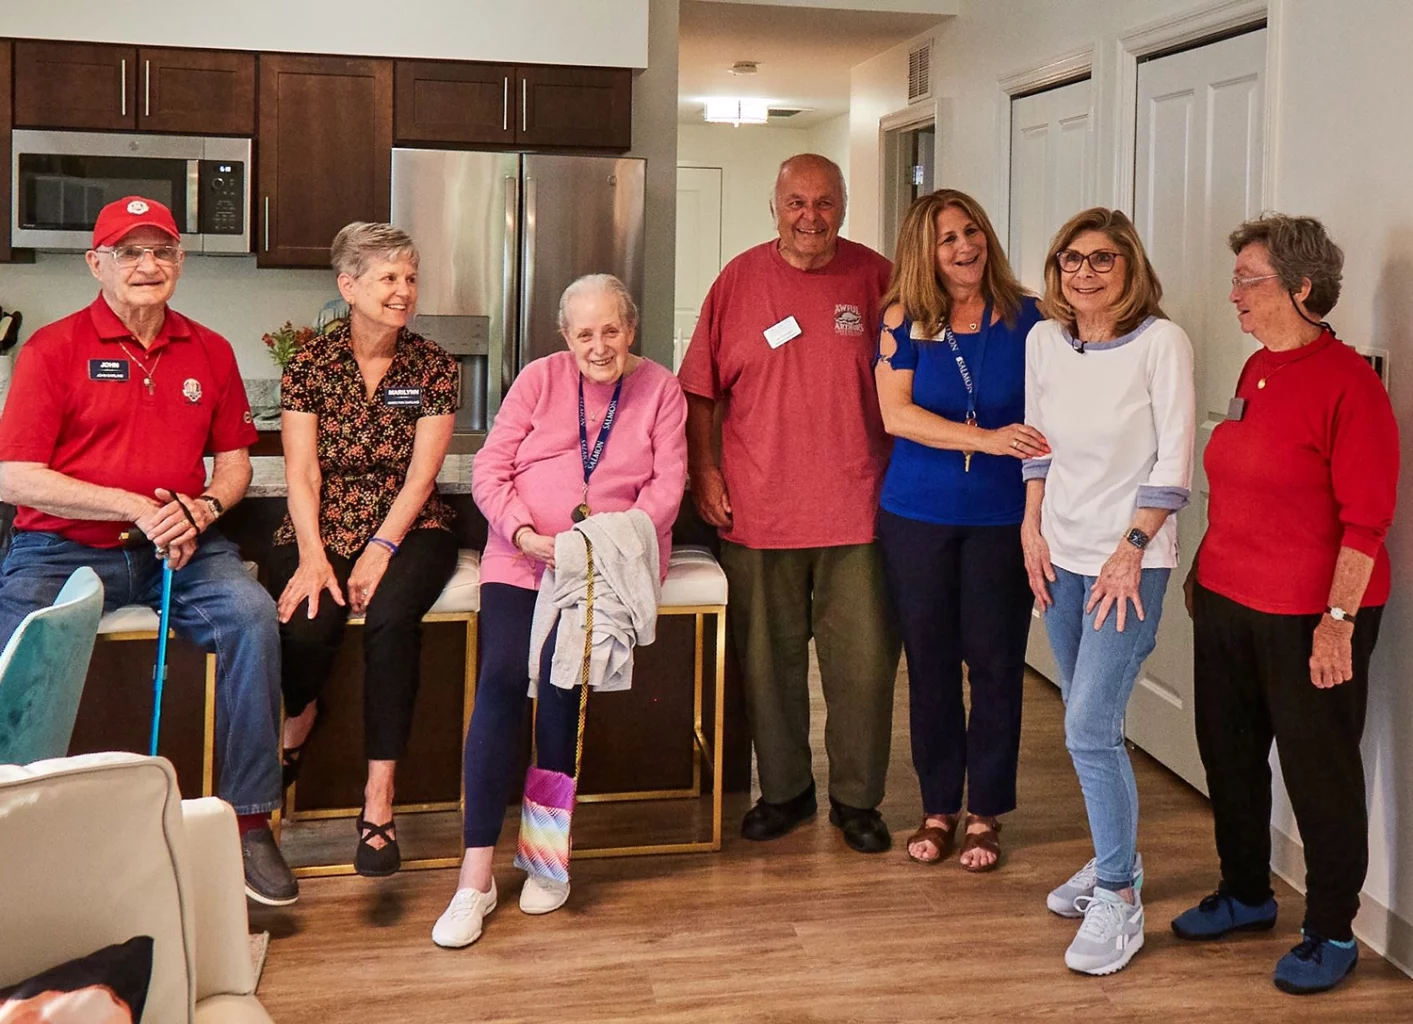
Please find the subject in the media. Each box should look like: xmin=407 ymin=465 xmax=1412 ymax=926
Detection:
xmin=369 ymin=536 xmax=399 ymax=556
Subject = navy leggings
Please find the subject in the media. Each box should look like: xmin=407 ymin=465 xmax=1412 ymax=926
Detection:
xmin=462 ymin=582 xmax=582 ymax=848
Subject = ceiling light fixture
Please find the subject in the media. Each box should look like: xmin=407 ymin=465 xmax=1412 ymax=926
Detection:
xmin=729 ymin=61 xmax=759 ymax=76
xmin=704 ymin=98 xmax=769 ymax=126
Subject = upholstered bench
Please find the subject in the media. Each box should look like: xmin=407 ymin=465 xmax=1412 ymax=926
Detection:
xmin=278 ymin=549 xmax=481 ymax=877
xmin=574 ymin=544 xmax=730 ymax=858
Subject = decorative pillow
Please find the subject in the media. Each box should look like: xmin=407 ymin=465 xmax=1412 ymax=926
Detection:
xmin=0 ymin=936 xmax=153 ymax=1023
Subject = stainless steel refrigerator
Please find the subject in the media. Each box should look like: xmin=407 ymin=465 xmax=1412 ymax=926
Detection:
xmin=390 ymin=149 xmax=646 ymax=432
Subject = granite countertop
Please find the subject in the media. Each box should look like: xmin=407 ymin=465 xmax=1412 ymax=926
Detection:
xmin=210 ymin=453 xmax=476 ymax=498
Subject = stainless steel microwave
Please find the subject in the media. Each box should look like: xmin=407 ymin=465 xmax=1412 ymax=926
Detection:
xmin=11 ymin=130 xmax=251 ymax=254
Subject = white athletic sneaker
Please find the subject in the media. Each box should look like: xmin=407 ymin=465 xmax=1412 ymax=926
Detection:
xmin=519 ymin=874 xmax=570 ymax=915
xmin=1046 ymin=852 xmax=1144 ymax=918
xmin=1064 ymin=887 xmax=1145 ymax=975
xmin=432 ymin=879 xmax=498 ymax=948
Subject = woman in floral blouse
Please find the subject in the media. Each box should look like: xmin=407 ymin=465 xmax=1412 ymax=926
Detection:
xmin=270 ymin=221 xmax=460 ymax=877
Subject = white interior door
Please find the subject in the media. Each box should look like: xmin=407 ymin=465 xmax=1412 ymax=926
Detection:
xmin=1128 ymin=28 xmax=1267 ymax=792
xmin=1010 ymin=77 xmax=1093 ymax=684
xmin=1008 ymin=78 xmax=1093 ymax=294
xmin=674 ymin=165 xmax=724 ymax=370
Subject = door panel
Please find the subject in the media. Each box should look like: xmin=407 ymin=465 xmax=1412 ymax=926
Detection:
xmin=394 ymin=60 xmax=516 ymax=145
xmin=139 ymin=48 xmax=255 ymax=135
xmin=14 ymin=41 xmax=135 ymax=131
xmin=1008 ymin=79 xmax=1092 ymax=293
xmin=674 ymin=166 xmax=723 ymax=369
xmin=1129 ymin=28 xmax=1266 ymax=792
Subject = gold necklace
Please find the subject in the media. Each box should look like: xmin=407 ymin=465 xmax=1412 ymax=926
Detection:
xmin=116 ymin=340 xmax=164 ymax=395
xmin=1256 ymin=336 xmax=1324 ymax=389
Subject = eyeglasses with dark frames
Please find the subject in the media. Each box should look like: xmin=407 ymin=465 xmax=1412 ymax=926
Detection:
xmin=1056 ymin=249 xmax=1123 ymax=274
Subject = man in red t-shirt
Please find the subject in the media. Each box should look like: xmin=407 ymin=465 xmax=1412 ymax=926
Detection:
xmin=0 ymin=197 xmax=297 ymax=906
xmin=678 ymin=154 xmax=899 ymax=853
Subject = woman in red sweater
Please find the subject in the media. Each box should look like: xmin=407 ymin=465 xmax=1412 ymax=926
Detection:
xmin=1173 ymin=214 xmax=1398 ymax=995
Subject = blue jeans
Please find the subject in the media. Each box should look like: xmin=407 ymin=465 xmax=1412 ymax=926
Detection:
xmin=1044 ymin=564 xmax=1170 ymax=891
xmin=0 ymin=530 xmax=283 ymax=815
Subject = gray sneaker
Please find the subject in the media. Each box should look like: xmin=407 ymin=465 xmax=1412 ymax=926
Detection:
xmin=1065 ymin=887 xmax=1145 ymax=975
xmin=1046 ymin=852 xmax=1144 ymax=918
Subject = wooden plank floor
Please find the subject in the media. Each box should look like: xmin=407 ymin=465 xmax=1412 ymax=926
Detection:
xmin=250 ymin=665 xmax=1411 ymax=1022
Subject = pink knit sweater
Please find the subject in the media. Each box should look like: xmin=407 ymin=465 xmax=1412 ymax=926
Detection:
xmin=474 ymin=351 xmax=687 ymax=590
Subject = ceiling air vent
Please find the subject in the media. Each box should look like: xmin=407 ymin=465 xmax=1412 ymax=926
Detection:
xmin=768 ymin=108 xmax=805 ymax=119
xmin=908 ymin=42 xmax=932 ymax=103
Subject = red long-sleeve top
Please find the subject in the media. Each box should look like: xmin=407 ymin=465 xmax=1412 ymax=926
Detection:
xmin=1197 ymin=331 xmax=1399 ymax=615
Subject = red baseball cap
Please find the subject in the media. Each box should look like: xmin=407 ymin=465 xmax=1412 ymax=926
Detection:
xmin=92 ymin=196 xmax=182 ymax=249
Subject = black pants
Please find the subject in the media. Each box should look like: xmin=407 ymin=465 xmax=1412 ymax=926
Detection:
xmin=1193 ymin=582 xmax=1383 ymax=941
xmin=461 ymin=583 xmax=581 ymax=849
xmin=268 ymin=528 xmax=459 ymax=761
xmin=877 ymin=509 xmax=1033 ymax=817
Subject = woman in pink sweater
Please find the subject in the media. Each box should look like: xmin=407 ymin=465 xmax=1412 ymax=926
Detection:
xmin=433 ymin=274 xmax=686 ymax=949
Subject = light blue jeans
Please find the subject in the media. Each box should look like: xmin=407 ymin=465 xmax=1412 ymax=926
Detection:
xmin=1044 ymin=565 xmax=1170 ymax=891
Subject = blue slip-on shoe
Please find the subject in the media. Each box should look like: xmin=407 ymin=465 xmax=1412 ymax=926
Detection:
xmin=1274 ymin=932 xmax=1358 ymax=994
xmin=1171 ymin=889 xmax=1277 ymax=940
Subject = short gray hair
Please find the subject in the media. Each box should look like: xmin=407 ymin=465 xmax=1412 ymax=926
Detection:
xmin=557 ymin=273 xmax=639 ymax=334
xmin=330 ymin=221 xmax=419 ymax=279
xmin=1229 ymin=213 xmax=1344 ymax=317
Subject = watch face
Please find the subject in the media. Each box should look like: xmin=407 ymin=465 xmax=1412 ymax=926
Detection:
xmin=1126 ymin=528 xmax=1150 ymax=549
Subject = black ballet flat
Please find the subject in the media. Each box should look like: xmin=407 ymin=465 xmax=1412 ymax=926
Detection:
xmin=354 ymin=814 xmax=401 ymax=877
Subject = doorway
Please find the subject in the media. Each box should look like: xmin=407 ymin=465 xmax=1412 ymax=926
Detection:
xmin=674 ymin=165 xmax=724 ymax=370
xmin=881 ymin=115 xmax=935 ymax=259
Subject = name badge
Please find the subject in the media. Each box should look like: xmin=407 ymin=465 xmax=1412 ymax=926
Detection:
xmin=1227 ymin=397 xmax=1247 ymax=421
xmin=384 ymin=386 xmax=423 ymax=408
xmin=764 ymin=316 xmax=802 ymax=349
xmin=88 ymin=359 xmax=130 ymax=381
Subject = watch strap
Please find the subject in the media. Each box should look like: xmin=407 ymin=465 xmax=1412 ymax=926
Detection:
xmin=198 ymin=494 xmax=224 ymax=518
xmin=1326 ymin=605 xmax=1356 ymax=623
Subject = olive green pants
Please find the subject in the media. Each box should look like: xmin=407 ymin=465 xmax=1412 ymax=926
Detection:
xmin=720 ymin=541 xmax=900 ymax=809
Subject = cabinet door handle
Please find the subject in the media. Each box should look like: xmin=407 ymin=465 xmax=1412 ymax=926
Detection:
xmin=263 ymin=196 xmax=270 ymax=252
xmin=144 ymin=60 xmax=151 ymax=118
xmin=119 ymin=58 xmax=127 ymax=116
xmin=522 ymin=78 xmax=528 ymax=133
xmin=502 ymin=76 xmax=509 ymax=132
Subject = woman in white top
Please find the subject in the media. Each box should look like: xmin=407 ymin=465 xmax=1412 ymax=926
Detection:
xmin=1020 ymin=208 xmax=1195 ymax=976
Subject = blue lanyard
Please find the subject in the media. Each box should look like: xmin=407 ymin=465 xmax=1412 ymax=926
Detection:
xmin=579 ymin=374 xmax=624 ymax=490
xmin=941 ymin=301 xmax=992 ymax=424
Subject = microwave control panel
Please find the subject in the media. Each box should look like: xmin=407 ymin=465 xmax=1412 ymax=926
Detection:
xmin=198 ymin=161 xmax=246 ymax=236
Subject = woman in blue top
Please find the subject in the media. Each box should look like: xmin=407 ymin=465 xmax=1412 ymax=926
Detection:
xmin=876 ymin=189 xmax=1048 ymax=871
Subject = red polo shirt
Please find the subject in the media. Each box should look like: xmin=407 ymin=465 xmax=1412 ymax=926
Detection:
xmin=0 ymin=294 xmax=257 ymax=547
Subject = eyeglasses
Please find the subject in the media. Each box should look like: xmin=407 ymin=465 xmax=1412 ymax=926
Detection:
xmin=97 ymin=244 xmax=186 ymax=267
xmin=1056 ymin=249 xmax=1123 ymax=274
xmin=1231 ymin=273 xmax=1279 ymax=290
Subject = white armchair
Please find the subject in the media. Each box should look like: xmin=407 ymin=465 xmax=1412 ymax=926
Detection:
xmin=0 ymin=752 xmax=272 ymax=1023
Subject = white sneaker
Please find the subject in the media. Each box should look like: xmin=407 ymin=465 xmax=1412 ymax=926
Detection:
xmin=1046 ymin=852 xmax=1144 ymax=918
xmin=1064 ymin=887 xmax=1145 ymax=975
xmin=431 ymin=879 xmax=498 ymax=948
xmin=519 ymin=874 xmax=570 ymax=915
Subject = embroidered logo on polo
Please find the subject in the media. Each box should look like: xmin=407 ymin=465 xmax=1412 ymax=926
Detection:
xmin=88 ymin=359 xmax=130 ymax=381
xmin=182 ymin=378 xmax=203 ymax=403
xmin=384 ymin=387 xmax=423 ymax=408
xmin=127 ymin=200 xmax=150 ymax=215
xmin=834 ymin=304 xmax=864 ymax=335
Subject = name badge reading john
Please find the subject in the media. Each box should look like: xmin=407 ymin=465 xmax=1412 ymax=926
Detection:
xmin=384 ymin=387 xmax=423 ymax=408
xmin=764 ymin=316 xmax=802 ymax=350
xmin=89 ymin=359 xmax=130 ymax=382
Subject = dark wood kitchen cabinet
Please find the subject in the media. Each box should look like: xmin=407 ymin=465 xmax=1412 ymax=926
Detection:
xmin=1 ymin=40 xmax=13 ymax=263
xmin=257 ymin=54 xmax=392 ymax=268
xmin=394 ymin=60 xmax=516 ymax=145
xmin=13 ymin=41 xmax=135 ymax=131
xmin=13 ymin=40 xmax=254 ymax=134
xmin=517 ymin=65 xmax=632 ymax=149
xmin=139 ymin=48 xmax=256 ymax=135
xmin=395 ymin=60 xmax=632 ymax=149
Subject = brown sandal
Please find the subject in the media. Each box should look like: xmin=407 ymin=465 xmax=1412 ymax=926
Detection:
xmin=905 ymin=813 xmax=959 ymax=864
xmin=959 ymin=814 xmax=1002 ymax=873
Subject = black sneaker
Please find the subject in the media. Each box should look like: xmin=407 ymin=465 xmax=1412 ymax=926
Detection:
xmin=242 ymin=826 xmax=299 ymax=906
xmin=828 ymin=798 xmax=891 ymax=853
xmin=740 ymin=781 xmax=817 ymax=841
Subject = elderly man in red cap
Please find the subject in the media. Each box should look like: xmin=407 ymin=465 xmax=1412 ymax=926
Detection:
xmin=0 ymin=196 xmax=297 ymax=906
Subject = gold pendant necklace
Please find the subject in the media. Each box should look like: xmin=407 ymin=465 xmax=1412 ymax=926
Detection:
xmin=116 ymin=340 xmax=164 ymax=395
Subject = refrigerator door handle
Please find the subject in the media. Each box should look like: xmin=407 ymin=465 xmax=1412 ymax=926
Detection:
xmin=500 ymin=173 xmax=519 ymax=400
xmin=519 ymin=175 xmax=537 ymax=373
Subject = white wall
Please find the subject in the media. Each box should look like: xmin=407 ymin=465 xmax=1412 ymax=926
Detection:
xmin=632 ymin=0 xmax=680 ymax=368
xmin=921 ymin=0 xmax=1413 ymax=972
xmin=808 ymin=113 xmax=852 ymax=192
xmin=846 ymin=41 xmax=915 ymax=254
xmin=3 ymin=0 xmax=650 ymax=68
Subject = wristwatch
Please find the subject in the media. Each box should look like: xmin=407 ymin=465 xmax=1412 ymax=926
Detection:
xmin=1326 ymin=605 xmax=1357 ymax=623
xmin=1124 ymin=527 xmax=1151 ymax=551
xmin=198 ymin=494 xmax=225 ymax=519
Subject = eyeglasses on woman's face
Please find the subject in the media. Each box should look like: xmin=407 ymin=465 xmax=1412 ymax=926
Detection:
xmin=98 ymin=244 xmax=186 ymax=267
xmin=1230 ymin=273 xmax=1280 ymax=291
xmin=1056 ymin=249 xmax=1123 ymax=274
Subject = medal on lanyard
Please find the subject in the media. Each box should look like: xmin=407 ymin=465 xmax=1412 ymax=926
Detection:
xmin=574 ymin=374 xmax=624 ymax=522
xmin=943 ymin=302 xmax=991 ymax=472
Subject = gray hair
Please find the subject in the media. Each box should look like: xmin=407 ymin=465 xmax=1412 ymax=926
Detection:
xmin=557 ymin=273 xmax=639 ymax=334
xmin=1228 ymin=213 xmax=1344 ymax=317
xmin=330 ymin=221 xmax=419 ymax=279
xmin=770 ymin=153 xmax=848 ymax=216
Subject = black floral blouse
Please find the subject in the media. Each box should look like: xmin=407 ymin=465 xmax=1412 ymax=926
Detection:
xmin=273 ymin=323 xmax=459 ymax=557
